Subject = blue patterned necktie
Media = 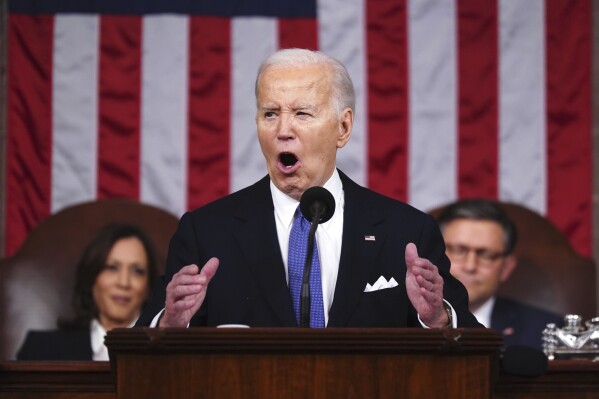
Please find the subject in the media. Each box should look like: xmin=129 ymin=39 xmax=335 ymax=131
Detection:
xmin=288 ymin=208 xmax=325 ymax=328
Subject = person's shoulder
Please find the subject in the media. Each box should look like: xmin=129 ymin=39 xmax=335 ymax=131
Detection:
xmin=17 ymin=329 xmax=91 ymax=360
xmin=24 ymin=329 xmax=65 ymax=338
xmin=183 ymin=175 xmax=271 ymax=219
xmin=23 ymin=329 xmax=87 ymax=340
xmin=496 ymin=296 xmax=563 ymax=325
xmin=339 ymin=170 xmax=427 ymax=217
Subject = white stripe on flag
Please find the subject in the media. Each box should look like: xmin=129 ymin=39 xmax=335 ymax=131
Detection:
xmin=230 ymin=18 xmax=278 ymax=193
xmin=140 ymin=15 xmax=189 ymax=216
xmin=51 ymin=15 xmax=99 ymax=213
xmin=408 ymin=0 xmax=458 ymax=211
xmin=318 ymin=0 xmax=367 ymax=186
xmin=498 ymin=0 xmax=546 ymax=215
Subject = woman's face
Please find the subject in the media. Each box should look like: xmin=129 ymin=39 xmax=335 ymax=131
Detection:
xmin=93 ymin=237 xmax=150 ymax=331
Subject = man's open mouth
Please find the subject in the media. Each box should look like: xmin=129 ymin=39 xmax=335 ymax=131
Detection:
xmin=280 ymin=153 xmax=298 ymax=168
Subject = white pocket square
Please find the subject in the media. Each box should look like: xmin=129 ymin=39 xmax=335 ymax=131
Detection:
xmin=364 ymin=276 xmax=398 ymax=292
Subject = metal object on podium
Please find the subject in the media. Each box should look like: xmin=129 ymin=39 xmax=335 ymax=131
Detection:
xmin=542 ymin=315 xmax=599 ymax=360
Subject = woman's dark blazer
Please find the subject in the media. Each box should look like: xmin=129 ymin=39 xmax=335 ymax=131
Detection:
xmin=17 ymin=329 xmax=93 ymax=360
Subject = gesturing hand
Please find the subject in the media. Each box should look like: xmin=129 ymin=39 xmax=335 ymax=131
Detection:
xmin=159 ymin=257 xmax=220 ymax=328
xmin=404 ymin=243 xmax=448 ymax=328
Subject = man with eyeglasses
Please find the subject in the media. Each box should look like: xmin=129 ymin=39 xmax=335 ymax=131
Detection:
xmin=437 ymin=199 xmax=563 ymax=350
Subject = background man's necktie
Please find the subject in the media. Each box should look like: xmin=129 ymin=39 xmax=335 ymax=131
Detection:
xmin=288 ymin=209 xmax=325 ymax=328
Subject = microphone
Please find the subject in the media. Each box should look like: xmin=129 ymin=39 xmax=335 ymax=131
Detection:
xmin=299 ymin=186 xmax=336 ymax=224
xmin=298 ymin=186 xmax=335 ymax=327
xmin=500 ymin=345 xmax=548 ymax=377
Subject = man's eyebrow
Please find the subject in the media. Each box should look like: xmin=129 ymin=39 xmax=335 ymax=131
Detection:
xmin=259 ymin=104 xmax=279 ymax=111
xmin=258 ymin=104 xmax=318 ymax=112
xmin=291 ymin=104 xmax=317 ymax=112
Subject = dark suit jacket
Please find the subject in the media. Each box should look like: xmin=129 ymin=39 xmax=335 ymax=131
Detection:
xmin=17 ymin=329 xmax=93 ymax=360
xmin=138 ymin=171 xmax=480 ymax=328
xmin=491 ymin=296 xmax=563 ymax=350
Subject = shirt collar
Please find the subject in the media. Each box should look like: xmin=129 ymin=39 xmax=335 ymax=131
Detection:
xmin=472 ymin=296 xmax=496 ymax=328
xmin=271 ymin=168 xmax=343 ymax=231
xmin=90 ymin=317 xmax=138 ymax=353
xmin=90 ymin=318 xmax=107 ymax=355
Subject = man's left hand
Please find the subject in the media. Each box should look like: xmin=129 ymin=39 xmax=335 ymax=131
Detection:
xmin=405 ymin=242 xmax=448 ymax=328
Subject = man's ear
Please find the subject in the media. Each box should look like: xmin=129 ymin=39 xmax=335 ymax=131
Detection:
xmin=337 ymin=108 xmax=353 ymax=149
xmin=499 ymin=254 xmax=517 ymax=283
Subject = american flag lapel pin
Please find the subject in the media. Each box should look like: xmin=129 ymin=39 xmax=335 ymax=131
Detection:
xmin=364 ymin=235 xmax=376 ymax=241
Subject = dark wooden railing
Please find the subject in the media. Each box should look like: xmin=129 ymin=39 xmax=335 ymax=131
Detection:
xmin=1 ymin=328 xmax=597 ymax=399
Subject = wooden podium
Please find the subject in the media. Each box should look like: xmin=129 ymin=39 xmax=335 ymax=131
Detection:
xmin=106 ymin=327 xmax=502 ymax=399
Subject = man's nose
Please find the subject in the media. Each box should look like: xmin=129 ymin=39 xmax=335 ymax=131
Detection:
xmin=276 ymin=114 xmax=295 ymax=139
xmin=462 ymin=251 xmax=480 ymax=272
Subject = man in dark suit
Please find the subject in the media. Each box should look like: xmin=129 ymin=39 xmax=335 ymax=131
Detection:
xmin=437 ymin=199 xmax=563 ymax=349
xmin=137 ymin=49 xmax=480 ymax=329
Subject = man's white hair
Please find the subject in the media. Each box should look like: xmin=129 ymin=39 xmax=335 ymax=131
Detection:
xmin=255 ymin=48 xmax=355 ymax=117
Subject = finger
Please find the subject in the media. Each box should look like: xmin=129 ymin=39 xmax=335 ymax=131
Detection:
xmin=198 ymin=257 xmax=220 ymax=284
xmin=415 ymin=271 xmax=443 ymax=292
xmin=405 ymin=243 xmax=419 ymax=267
xmin=412 ymin=265 xmax=438 ymax=282
xmin=415 ymin=274 xmax=436 ymax=291
xmin=166 ymin=275 xmax=202 ymax=303
xmin=170 ymin=283 xmax=203 ymax=298
xmin=171 ymin=273 xmax=203 ymax=286
xmin=168 ymin=264 xmax=200 ymax=287
xmin=171 ymin=297 xmax=202 ymax=311
xmin=177 ymin=264 xmax=200 ymax=276
xmin=411 ymin=258 xmax=439 ymax=276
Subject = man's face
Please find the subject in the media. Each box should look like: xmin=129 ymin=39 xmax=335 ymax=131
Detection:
xmin=441 ymin=219 xmax=516 ymax=312
xmin=256 ymin=64 xmax=352 ymax=200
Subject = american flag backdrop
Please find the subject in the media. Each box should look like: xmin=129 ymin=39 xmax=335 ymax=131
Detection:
xmin=4 ymin=0 xmax=592 ymax=258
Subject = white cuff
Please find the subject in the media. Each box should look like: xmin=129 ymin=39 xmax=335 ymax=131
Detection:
xmin=418 ymin=299 xmax=458 ymax=328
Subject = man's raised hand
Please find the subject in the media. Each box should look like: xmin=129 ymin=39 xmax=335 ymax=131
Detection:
xmin=404 ymin=243 xmax=448 ymax=328
xmin=159 ymin=257 xmax=219 ymax=328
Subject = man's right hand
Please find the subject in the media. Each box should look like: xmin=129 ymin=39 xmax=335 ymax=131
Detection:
xmin=159 ymin=257 xmax=220 ymax=328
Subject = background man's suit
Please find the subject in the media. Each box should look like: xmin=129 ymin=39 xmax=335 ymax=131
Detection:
xmin=492 ymin=296 xmax=563 ymax=350
xmin=137 ymin=171 xmax=481 ymax=328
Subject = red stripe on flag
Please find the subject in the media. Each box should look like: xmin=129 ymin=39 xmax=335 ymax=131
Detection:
xmin=457 ymin=0 xmax=498 ymax=199
xmin=545 ymin=0 xmax=592 ymax=256
xmin=5 ymin=15 xmax=54 ymax=256
xmin=366 ymin=0 xmax=409 ymax=202
xmin=278 ymin=18 xmax=318 ymax=50
xmin=97 ymin=16 xmax=142 ymax=200
xmin=187 ymin=17 xmax=231 ymax=210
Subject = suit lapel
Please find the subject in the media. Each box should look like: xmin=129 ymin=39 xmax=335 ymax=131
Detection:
xmin=328 ymin=173 xmax=386 ymax=327
xmin=491 ymin=298 xmax=519 ymax=345
xmin=232 ymin=177 xmax=297 ymax=327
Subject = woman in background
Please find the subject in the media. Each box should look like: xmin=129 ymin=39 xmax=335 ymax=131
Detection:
xmin=17 ymin=223 xmax=159 ymax=360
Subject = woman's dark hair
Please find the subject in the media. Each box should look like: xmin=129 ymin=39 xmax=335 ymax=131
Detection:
xmin=59 ymin=223 xmax=159 ymax=329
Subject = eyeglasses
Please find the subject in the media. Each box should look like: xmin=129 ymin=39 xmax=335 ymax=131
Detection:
xmin=445 ymin=244 xmax=506 ymax=264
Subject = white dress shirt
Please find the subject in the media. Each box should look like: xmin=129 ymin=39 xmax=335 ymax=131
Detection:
xmin=90 ymin=319 xmax=109 ymax=361
xmin=91 ymin=318 xmax=137 ymax=361
xmin=471 ymin=297 xmax=495 ymax=328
